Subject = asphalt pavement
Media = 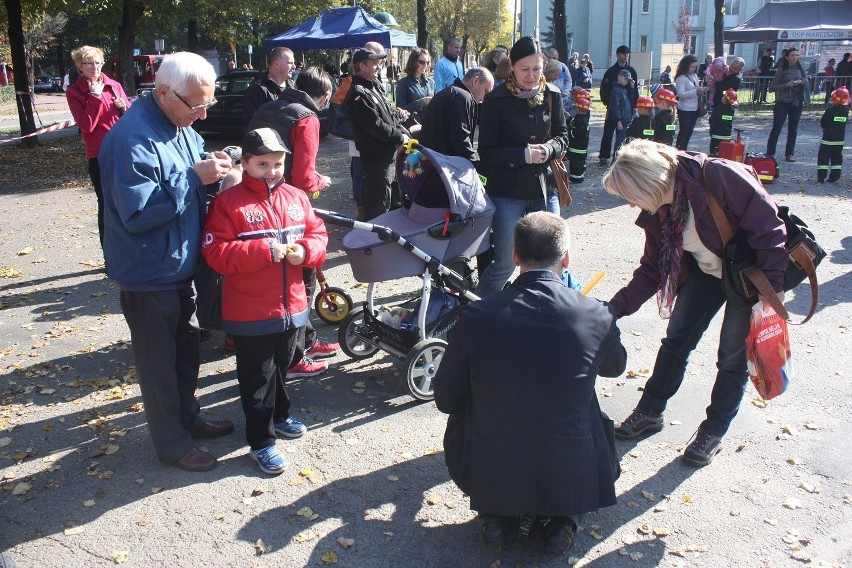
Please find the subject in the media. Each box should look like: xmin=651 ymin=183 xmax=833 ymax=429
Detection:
xmin=0 ymin=100 xmax=850 ymax=567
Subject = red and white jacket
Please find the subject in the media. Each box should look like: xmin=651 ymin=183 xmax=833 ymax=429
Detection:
xmin=201 ymin=175 xmax=328 ymax=336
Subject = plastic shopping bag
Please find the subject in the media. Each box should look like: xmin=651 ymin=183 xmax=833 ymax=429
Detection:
xmin=745 ymin=301 xmax=792 ymax=400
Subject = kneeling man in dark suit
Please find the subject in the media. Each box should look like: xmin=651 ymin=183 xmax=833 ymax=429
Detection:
xmin=433 ymin=211 xmax=627 ymax=553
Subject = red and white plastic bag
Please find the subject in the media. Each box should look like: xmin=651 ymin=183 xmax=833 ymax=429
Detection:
xmin=745 ymin=301 xmax=792 ymax=400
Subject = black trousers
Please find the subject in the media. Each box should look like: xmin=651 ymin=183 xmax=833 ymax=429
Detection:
xmin=88 ymin=158 xmax=104 ymax=247
xmin=676 ymin=110 xmax=699 ymax=151
xmin=362 ymin=157 xmax=396 ymax=220
xmin=120 ymin=283 xmax=201 ymax=463
xmin=598 ymin=109 xmax=618 ymax=161
xmin=709 ymin=109 xmax=734 ymax=155
xmin=291 ymin=268 xmax=317 ymax=367
xmin=817 ymin=143 xmax=843 ymax=181
xmin=567 ymin=147 xmax=588 ymax=183
xmin=233 ymin=328 xmax=299 ymax=450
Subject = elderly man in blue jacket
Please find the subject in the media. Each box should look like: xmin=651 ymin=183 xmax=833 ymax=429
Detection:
xmin=99 ymin=52 xmax=236 ymax=472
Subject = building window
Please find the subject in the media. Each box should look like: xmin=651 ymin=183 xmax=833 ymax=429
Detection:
xmin=685 ymin=0 xmax=700 ymax=16
xmin=640 ymin=35 xmax=648 ymax=52
xmin=727 ymin=43 xmax=737 ymax=56
xmin=689 ymin=35 xmax=698 ymax=54
xmin=724 ymin=0 xmax=739 ymax=16
xmin=642 ymin=0 xmax=650 ymax=13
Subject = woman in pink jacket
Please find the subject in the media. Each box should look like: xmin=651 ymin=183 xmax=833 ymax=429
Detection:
xmin=66 ymin=45 xmax=131 ymax=247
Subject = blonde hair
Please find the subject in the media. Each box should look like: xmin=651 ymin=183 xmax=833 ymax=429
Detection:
xmin=71 ymin=46 xmax=104 ymax=70
xmin=602 ymin=139 xmax=678 ymax=213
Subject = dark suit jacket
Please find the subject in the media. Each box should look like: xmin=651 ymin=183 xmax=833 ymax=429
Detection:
xmin=419 ymin=77 xmax=478 ymax=162
xmin=434 ymin=269 xmax=627 ymax=516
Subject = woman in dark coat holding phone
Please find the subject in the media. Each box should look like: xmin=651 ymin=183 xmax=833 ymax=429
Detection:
xmin=766 ymin=47 xmax=810 ymax=162
xmin=475 ymin=36 xmax=569 ymax=298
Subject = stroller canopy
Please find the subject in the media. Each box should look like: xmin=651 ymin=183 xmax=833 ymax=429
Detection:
xmin=399 ymin=145 xmax=490 ymax=221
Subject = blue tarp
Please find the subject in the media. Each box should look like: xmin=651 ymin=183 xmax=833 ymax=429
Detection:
xmin=264 ymin=6 xmax=417 ymax=52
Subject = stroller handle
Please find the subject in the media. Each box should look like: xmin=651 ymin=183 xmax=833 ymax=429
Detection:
xmin=314 ymin=208 xmax=400 ymax=243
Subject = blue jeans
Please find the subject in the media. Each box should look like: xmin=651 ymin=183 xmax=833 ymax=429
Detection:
xmin=350 ymin=157 xmax=365 ymax=207
xmin=475 ymin=196 xmax=547 ymax=298
xmin=635 ymin=263 xmax=752 ymax=437
xmin=766 ymin=101 xmax=803 ymax=158
xmin=613 ymin=126 xmax=627 ymax=157
xmin=546 ymin=191 xmax=560 ymax=214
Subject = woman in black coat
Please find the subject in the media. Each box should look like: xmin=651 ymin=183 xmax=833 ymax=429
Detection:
xmin=475 ymin=36 xmax=569 ymax=298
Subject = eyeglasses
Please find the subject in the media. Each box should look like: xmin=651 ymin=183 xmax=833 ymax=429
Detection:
xmin=418 ymin=60 xmax=430 ymax=65
xmin=173 ymin=90 xmax=217 ymax=113
xmin=82 ymin=61 xmax=103 ymax=67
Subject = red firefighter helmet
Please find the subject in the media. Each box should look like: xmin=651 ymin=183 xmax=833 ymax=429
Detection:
xmin=637 ymin=95 xmax=655 ymax=108
xmin=654 ymin=87 xmax=678 ymax=104
xmin=831 ymin=86 xmax=850 ymax=106
xmin=573 ymin=88 xmax=590 ymax=99
xmin=723 ymin=88 xmax=739 ymax=105
xmin=574 ymin=97 xmax=591 ymax=110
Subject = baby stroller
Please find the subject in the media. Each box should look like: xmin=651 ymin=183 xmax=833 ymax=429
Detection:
xmin=315 ymin=142 xmax=494 ymax=400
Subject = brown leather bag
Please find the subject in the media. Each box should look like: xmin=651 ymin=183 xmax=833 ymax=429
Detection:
xmin=547 ymin=94 xmax=572 ymax=207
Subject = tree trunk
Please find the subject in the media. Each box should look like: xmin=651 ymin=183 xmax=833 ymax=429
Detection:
xmin=187 ymin=19 xmax=198 ymax=53
xmin=4 ymin=0 xmax=38 ymax=146
xmin=118 ymin=0 xmax=145 ymax=95
xmin=417 ymin=0 xmax=428 ymax=49
xmin=714 ymin=0 xmax=724 ymax=57
xmin=553 ymin=0 xmax=567 ymax=62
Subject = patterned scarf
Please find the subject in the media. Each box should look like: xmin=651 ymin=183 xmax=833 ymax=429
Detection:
xmin=506 ymin=72 xmax=547 ymax=108
xmin=656 ymin=179 xmax=689 ymax=318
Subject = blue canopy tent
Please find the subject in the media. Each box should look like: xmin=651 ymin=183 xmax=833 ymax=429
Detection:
xmin=264 ymin=6 xmax=417 ymax=52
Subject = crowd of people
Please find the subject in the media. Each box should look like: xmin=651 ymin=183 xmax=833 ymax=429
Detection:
xmin=65 ymin=34 xmax=848 ymax=555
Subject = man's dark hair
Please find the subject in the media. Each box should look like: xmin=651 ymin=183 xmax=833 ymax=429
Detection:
xmin=295 ymin=66 xmax=332 ymax=99
xmin=514 ymin=212 xmax=570 ymax=269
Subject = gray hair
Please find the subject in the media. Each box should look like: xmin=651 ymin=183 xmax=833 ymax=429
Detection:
xmin=463 ymin=66 xmax=492 ymax=84
xmin=155 ymin=52 xmax=216 ymax=92
xmin=514 ymin=212 xmax=571 ymax=270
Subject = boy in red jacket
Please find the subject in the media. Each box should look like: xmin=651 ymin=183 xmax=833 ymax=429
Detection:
xmin=202 ymin=128 xmax=328 ymax=475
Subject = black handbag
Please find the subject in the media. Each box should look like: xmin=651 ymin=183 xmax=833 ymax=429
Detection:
xmin=703 ymin=165 xmax=824 ymax=324
xmin=328 ymin=102 xmax=355 ymax=140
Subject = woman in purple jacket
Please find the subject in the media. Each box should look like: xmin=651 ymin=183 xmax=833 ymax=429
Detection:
xmin=66 ymin=45 xmax=131 ymax=248
xmin=602 ymin=140 xmax=787 ymax=467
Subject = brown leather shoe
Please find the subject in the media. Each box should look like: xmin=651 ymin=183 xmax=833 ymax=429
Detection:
xmin=175 ymin=448 xmax=217 ymax=472
xmin=190 ymin=418 xmax=234 ymax=438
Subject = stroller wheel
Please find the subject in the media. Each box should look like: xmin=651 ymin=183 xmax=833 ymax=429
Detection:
xmin=405 ymin=338 xmax=447 ymax=401
xmin=338 ymin=306 xmax=380 ymax=360
xmin=315 ymin=287 xmax=353 ymax=324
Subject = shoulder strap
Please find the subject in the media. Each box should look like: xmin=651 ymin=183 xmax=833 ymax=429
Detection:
xmin=701 ymin=160 xmax=792 ymax=322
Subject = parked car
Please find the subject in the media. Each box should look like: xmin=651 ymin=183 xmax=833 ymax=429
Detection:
xmin=194 ymin=69 xmax=329 ymax=138
xmin=33 ymin=75 xmax=62 ymax=93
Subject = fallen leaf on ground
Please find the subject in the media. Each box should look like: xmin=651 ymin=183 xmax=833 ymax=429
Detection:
xmin=387 ymin=475 xmax=399 ymax=482
xmin=108 ymin=551 xmax=129 ymax=564
xmin=682 ymin=494 xmax=693 ymax=504
xmin=83 ymin=499 xmax=95 ymax=507
xmin=804 ymin=423 xmax=819 ymax=430
xmin=781 ymin=425 xmax=799 ymax=436
xmin=12 ymin=482 xmax=32 ymax=496
xmin=630 ymin=551 xmax=644 ymax=560
xmin=641 ymin=490 xmax=654 ymax=500
xmin=0 ymin=438 xmax=9 ymax=448
xmin=783 ymin=497 xmax=803 ymax=510
xmin=63 ymin=526 xmax=84 ymax=536
xmin=589 ymin=525 xmax=604 ymax=540
xmin=16 ymin=247 xmax=34 ymax=256
xmin=151 ymin=487 xmax=162 ymax=494
xmin=423 ymin=447 xmax=439 ymax=456
xmin=337 ymin=537 xmax=354 ymax=549
xmin=320 ymin=551 xmax=338 ymax=564
xmin=251 ymin=487 xmax=265 ymax=496
xmin=296 ymin=506 xmax=314 ymax=517
xmin=294 ymin=530 xmax=316 ymax=543
xmin=136 ymin=518 xmax=150 ymax=526
xmin=787 ymin=456 xmax=802 ymax=465
xmin=798 ymin=481 xmax=819 ymax=494
xmin=299 ymin=468 xmax=313 ymax=476
xmin=764 ymin=518 xmax=779 ymax=526
xmin=255 ymin=539 xmax=268 ymax=555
